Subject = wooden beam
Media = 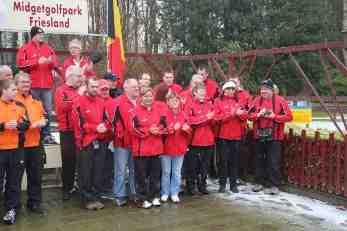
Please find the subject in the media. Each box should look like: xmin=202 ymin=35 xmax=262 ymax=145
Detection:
xmin=289 ymin=54 xmax=345 ymax=136
xmin=211 ymin=58 xmax=228 ymax=81
xmin=325 ymin=48 xmax=347 ymax=76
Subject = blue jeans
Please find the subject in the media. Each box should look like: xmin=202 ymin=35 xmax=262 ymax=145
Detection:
xmin=31 ymin=89 xmax=53 ymax=138
xmin=160 ymin=155 xmax=184 ymax=196
xmin=112 ymin=147 xmax=136 ymax=198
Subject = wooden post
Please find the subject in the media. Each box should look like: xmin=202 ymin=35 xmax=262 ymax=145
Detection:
xmin=336 ymin=141 xmax=342 ymax=195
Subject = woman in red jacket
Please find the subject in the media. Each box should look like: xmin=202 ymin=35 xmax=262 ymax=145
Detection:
xmin=185 ymin=83 xmax=215 ymax=195
xmin=131 ymin=89 xmax=167 ymax=208
xmin=214 ymin=81 xmax=248 ymax=193
xmin=161 ymin=92 xmax=191 ymax=203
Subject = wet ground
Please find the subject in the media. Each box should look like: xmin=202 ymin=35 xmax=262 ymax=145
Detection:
xmin=1 ymin=184 xmax=346 ymax=231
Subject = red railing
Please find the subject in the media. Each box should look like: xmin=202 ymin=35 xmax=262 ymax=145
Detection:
xmin=282 ymin=129 xmax=347 ymax=197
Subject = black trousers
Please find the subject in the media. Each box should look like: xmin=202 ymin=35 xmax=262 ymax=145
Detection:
xmin=185 ymin=146 xmax=213 ymax=189
xmin=134 ymin=156 xmax=161 ymax=202
xmin=219 ymin=140 xmax=240 ymax=187
xmin=23 ymin=147 xmax=43 ymax=207
xmin=78 ymin=142 xmax=107 ymax=203
xmin=102 ymin=147 xmax=114 ymax=191
xmin=60 ymin=131 xmax=77 ymax=193
xmin=0 ymin=149 xmax=25 ymax=210
xmin=255 ymin=140 xmax=282 ymax=187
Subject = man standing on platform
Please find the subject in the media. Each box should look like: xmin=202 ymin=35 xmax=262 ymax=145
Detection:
xmin=16 ymin=26 xmax=59 ymax=144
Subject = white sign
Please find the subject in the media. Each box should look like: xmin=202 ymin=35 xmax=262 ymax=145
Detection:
xmin=0 ymin=0 xmax=89 ymax=35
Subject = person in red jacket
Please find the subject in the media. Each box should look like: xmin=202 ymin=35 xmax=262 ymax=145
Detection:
xmin=180 ymin=74 xmax=203 ymax=110
xmin=105 ymin=78 xmax=138 ymax=207
xmin=138 ymin=73 xmax=152 ymax=94
xmin=131 ymin=88 xmax=166 ymax=209
xmin=16 ymin=26 xmax=59 ymax=144
xmin=214 ymin=81 xmax=248 ymax=193
xmin=197 ymin=65 xmax=219 ymax=100
xmin=96 ymin=79 xmax=114 ymax=193
xmin=161 ymin=92 xmax=190 ymax=203
xmin=154 ymin=70 xmax=182 ymax=94
xmin=61 ymin=39 xmax=96 ymax=82
xmin=249 ymin=79 xmax=292 ymax=195
xmin=72 ymin=78 xmax=110 ymax=210
xmin=185 ymin=83 xmax=215 ymax=195
xmin=54 ymin=65 xmax=83 ymax=201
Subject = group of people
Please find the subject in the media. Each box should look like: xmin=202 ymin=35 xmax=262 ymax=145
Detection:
xmin=0 ymin=26 xmax=293 ymax=225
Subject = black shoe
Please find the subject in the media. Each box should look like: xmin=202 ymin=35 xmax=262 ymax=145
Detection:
xmin=27 ymin=204 xmax=44 ymax=215
xmin=198 ymin=186 xmax=209 ymax=195
xmin=62 ymin=192 xmax=71 ymax=201
xmin=218 ymin=185 xmax=226 ymax=193
xmin=3 ymin=209 xmax=16 ymax=225
xmin=230 ymin=186 xmax=239 ymax=193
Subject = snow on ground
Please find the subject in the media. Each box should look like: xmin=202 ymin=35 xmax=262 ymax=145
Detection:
xmin=208 ymin=181 xmax=347 ymax=230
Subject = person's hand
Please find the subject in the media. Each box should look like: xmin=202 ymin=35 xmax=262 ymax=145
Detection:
xmin=83 ymin=63 xmax=93 ymax=72
xmin=174 ymin=122 xmax=181 ymax=131
xmin=96 ymin=123 xmax=107 ymax=133
xmin=266 ymin=111 xmax=276 ymax=119
xmin=206 ymin=111 xmax=214 ymax=120
xmin=236 ymin=108 xmax=245 ymax=116
xmin=47 ymin=56 xmax=53 ymax=63
xmin=38 ymin=57 xmax=48 ymax=64
xmin=31 ymin=119 xmax=47 ymax=128
xmin=182 ymin=123 xmax=190 ymax=132
xmin=5 ymin=120 xmax=17 ymax=130
xmin=149 ymin=125 xmax=160 ymax=135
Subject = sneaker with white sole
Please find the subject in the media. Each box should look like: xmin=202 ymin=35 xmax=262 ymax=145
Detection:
xmin=142 ymin=200 xmax=152 ymax=209
xmin=3 ymin=209 xmax=16 ymax=225
xmin=171 ymin=195 xmax=180 ymax=203
xmin=161 ymin=195 xmax=168 ymax=202
xmin=152 ymin=198 xmax=161 ymax=207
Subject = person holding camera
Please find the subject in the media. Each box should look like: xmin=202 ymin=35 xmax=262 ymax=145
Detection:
xmin=72 ymin=78 xmax=110 ymax=210
xmin=0 ymin=79 xmax=30 ymax=224
xmin=248 ymin=79 xmax=292 ymax=195
xmin=214 ymin=80 xmax=248 ymax=193
xmin=15 ymin=72 xmax=47 ymax=214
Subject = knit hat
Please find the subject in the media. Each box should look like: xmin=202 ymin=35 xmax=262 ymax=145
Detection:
xmin=222 ymin=80 xmax=237 ymax=91
xmin=30 ymin=26 xmax=44 ymax=38
xmin=104 ymin=72 xmax=119 ymax=81
xmin=261 ymin=79 xmax=274 ymax=90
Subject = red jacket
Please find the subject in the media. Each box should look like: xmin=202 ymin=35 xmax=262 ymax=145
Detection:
xmin=205 ymin=78 xmax=219 ymax=100
xmin=72 ymin=95 xmax=110 ymax=149
xmin=16 ymin=40 xmax=59 ymax=89
xmin=214 ymin=96 xmax=248 ymax=140
xmin=164 ymin=109 xmax=191 ymax=156
xmin=106 ymin=94 xmax=136 ymax=149
xmin=55 ymin=84 xmax=80 ymax=132
xmin=186 ymin=98 xmax=215 ymax=147
xmin=249 ymin=95 xmax=293 ymax=141
xmin=237 ymin=89 xmax=252 ymax=109
xmin=180 ymin=88 xmax=193 ymax=111
xmin=169 ymin=83 xmax=183 ymax=94
xmin=62 ymin=55 xmax=96 ymax=82
xmin=131 ymin=102 xmax=166 ymax=157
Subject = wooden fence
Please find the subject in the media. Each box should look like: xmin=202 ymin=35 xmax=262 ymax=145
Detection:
xmin=282 ymin=129 xmax=347 ymax=197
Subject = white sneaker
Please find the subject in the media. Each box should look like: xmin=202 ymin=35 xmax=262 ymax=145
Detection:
xmin=161 ymin=195 xmax=168 ymax=202
xmin=152 ymin=198 xmax=161 ymax=206
xmin=142 ymin=200 xmax=152 ymax=209
xmin=171 ymin=195 xmax=180 ymax=203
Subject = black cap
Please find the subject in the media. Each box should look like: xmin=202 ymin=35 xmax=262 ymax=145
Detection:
xmin=261 ymin=79 xmax=274 ymax=90
xmin=104 ymin=72 xmax=119 ymax=81
xmin=30 ymin=26 xmax=44 ymax=38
